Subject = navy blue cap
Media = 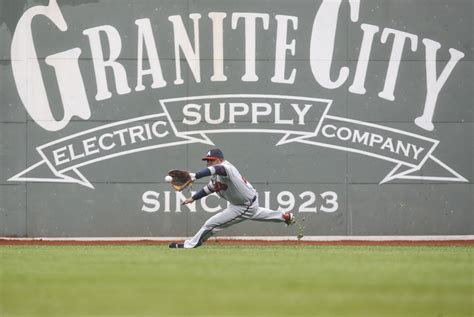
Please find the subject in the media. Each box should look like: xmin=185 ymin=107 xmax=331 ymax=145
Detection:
xmin=202 ymin=148 xmax=224 ymax=161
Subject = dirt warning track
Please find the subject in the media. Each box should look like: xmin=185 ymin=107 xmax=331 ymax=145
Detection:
xmin=1 ymin=238 xmax=472 ymax=247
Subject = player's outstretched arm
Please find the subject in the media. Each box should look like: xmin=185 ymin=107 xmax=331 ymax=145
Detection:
xmin=182 ymin=180 xmax=216 ymax=205
xmin=194 ymin=166 xmax=227 ymax=179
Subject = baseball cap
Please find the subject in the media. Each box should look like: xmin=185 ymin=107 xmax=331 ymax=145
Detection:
xmin=202 ymin=148 xmax=224 ymax=161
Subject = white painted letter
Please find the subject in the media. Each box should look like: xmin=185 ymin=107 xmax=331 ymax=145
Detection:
xmin=208 ymin=12 xmax=227 ymax=81
xmin=310 ymin=0 xmax=360 ymax=89
xmin=232 ymin=13 xmax=270 ymax=81
xmin=229 ymin=103 xmax=250 ymax=124
xmin=53 ymin=146 xmax=69 ymax=166
xmin=151 ymin=121 xmax=169 ymax=138
xmin=292 ymin=104 xmax=312 ymax=125
xmin=135 ymin=18 xmax=167 ymax=91
xmin=272 ymin=15 xmax=298 ymax=84
xmin=83 ymin=25 xmax=131 ymax=100
xmin=168 ymin=14 xmax=202 ymax=84
xmin=142 ymin=191 xmax=160 ymax=212
xmin=349 ymin=23 xmax=379 ymax=94
xmin=322 ymin=124 xmax=337 ymax=138
xmin=183 ymin=103 xmax=202 ymax=125
xmin=11 ymin=0 xmax=90 ymax=131
xmin=415 ymin=39 xmax=465 ymax=131
xmin=378 ymin=28 xmax=418 ymax=101
xmin=252 ymin=103 xmax=272 ymax=124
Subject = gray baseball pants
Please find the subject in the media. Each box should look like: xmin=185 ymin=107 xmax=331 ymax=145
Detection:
xmin=184 ymin=196 xmax=285 ymax=248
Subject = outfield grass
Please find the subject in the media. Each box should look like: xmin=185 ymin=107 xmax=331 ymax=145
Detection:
xmin=0 ymin=245 xmax=472 ymax=317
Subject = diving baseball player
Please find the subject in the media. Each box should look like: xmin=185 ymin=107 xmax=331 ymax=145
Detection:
xmin=169 ymin=148 xmax=295 ymax=248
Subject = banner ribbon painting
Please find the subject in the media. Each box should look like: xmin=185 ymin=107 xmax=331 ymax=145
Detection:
xmin=9 ymin=95 xmax=467 ymax=188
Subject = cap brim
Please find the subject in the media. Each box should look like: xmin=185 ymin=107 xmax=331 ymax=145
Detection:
xmin=202 ymin=156 xmax=221 ymax=161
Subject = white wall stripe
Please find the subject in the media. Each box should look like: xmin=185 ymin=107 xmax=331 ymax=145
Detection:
xmin=1 ymin=235 xmax=473 ymax=241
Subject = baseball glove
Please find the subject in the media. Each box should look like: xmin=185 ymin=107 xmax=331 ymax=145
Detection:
xmin=168 ymin=170 xmax=193 ymax=191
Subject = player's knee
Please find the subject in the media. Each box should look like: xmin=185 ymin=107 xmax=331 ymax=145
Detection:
xmin=202 ymin=220 xmax=216 ymax=230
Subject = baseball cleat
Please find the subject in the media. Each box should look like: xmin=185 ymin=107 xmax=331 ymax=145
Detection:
xmin=169 ymin=242 xmax=184 ymax=248
xmin=282 ymin=212 xmax=295 ymax=225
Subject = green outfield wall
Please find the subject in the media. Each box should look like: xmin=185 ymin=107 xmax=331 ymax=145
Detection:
xmin=1 ymin=0 xmax=472 ymax=237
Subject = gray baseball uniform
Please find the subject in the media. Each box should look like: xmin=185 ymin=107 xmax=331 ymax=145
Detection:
xmin=184 ymin=160 xmax=285 ymax=248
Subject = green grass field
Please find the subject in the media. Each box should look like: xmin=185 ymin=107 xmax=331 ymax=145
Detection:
xmin=0 ymin=245 xmax=472 ymax=317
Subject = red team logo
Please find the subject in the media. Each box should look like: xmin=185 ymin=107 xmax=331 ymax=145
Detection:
xmin=212 ymin=176 xmax=249 ymax=192
xmin=213 ymin=181 xmax=228 ymax=192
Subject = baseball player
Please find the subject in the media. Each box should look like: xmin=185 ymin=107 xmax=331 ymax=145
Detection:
xmin=169 ymin=148 xmax=295 ymax=248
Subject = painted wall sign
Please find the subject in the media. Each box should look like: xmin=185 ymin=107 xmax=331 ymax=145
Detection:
xmin=1 ymin=0 xmax=471 ymax=237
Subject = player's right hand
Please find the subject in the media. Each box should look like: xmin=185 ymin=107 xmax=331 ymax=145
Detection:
xmin=181 ymin=198 xmax=194 ymax=205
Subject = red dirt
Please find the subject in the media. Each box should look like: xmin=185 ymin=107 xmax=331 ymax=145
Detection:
xmin=0 ymin=238 xmax=472 ymax=246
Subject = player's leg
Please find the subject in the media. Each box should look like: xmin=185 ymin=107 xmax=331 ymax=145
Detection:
xmin=183 ymin=205 xmax=249 ymax=248
xmin=250 ymin=206 xmax=295 ymax=225
xmin=251 ymin=206 xmax=285 ymax=222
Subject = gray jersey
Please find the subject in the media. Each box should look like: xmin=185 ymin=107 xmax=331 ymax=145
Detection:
xmin=205 ymin=160 xmax=256 ymax=205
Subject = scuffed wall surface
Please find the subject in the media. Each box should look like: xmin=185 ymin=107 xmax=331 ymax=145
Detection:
xmin=0 ymin=0 xmax=472 ymax=237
